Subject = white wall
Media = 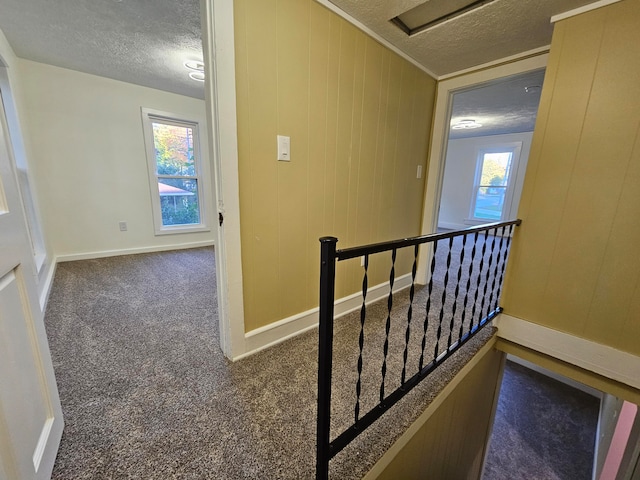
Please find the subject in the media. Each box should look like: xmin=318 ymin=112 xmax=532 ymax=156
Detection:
xmin=438 ymin=132 xmax=533 ymax=230
xmin=17 ymin=59 xmax=214 ymax=260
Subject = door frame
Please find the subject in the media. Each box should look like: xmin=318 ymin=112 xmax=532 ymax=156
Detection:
xmin=201 ymin=0 xmax=247 ymax=359
xmin=416 ymin=53 xmax=549 ymax=284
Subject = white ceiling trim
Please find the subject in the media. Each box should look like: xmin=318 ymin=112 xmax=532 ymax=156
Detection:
xmin=438 ymin=45 xmax=550 ymax=81
xmin=550 ymin=0 xmax=623 ymax=22
xmin=314 ymin=0 xmax=438 ymax=79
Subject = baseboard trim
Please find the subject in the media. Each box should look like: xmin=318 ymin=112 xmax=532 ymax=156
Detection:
xmin=495 ymin=314 xmax=640 ymax=391
xmin=237 ymin=273 xmax=414 ymax=360
xmin=55 ymin=241 xmax=215 ymax=263
xmin=506 ymin=354 xmax=602 ymax=398
xmin=39 ymin=260 xmax=57 ymax=313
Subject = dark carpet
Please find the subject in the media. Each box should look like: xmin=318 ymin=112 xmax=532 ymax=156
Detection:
xmin=44 ymin=246 xmax=495 ymax=479
xmin=483 ymin=360 xmax=600 ymax=480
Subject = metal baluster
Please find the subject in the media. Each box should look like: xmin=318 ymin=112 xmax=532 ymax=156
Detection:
xmin=459 ymin=232 xmax=477 ymax=341
xmin=401 ymin=245 xmax=419 ymax=384
xmin=354 ymin=254 xmax=369 ymax=423
xmin=419 ymin=241 xmax=438 ymax=370
xmin=434 ymin=237 xmax=453 ymax=361
xmin=380 ymin=248 xmax=396 ymax=402
xmin=447 ymin=234 xmax=466 ymax=350
xmin=488 ymin=226 xmax=507 ymax=312
xmin=470 ymin=232 xmax=487 ymax=330
xmin=478 ymin=228 xmax=498 ymax=325
xmin=494 ymin=224 xmax=515 ymax=309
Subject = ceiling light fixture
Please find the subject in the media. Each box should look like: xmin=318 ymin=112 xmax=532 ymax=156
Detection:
xmin=188 ymin=71 xmax=205 ymax=82
xmin=451 ymin=119 xmax=483 ymax=130
xmin=184 ymin=60 xmax=205 ymax=72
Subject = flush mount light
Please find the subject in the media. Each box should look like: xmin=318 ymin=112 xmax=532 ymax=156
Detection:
xmin=184 ymin=60 xmax=205 ymax=72
xmin=189 ymin=71 xmax=205 ymax=82
xmin=451 ymin=119 xmax=483 ymax=130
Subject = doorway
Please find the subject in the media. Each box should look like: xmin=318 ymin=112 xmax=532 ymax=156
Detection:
xmin=437 ymin=69 xmax=545 ymax=231
xmin=417 ymin=54 xmax=548 ymax=284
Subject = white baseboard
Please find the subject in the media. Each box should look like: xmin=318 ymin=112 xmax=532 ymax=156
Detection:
xmin=495 ymin=314 xmax=640 ymax=391
xmin=237 ymin=273 xmax=414 ymax=360
xmin=55 ymin=241 xmax=215 ymax=263
xmin=506 ymin=354 xmax=602 ymax=398
xmin=39 ymin=260 xmax=57 ymax=313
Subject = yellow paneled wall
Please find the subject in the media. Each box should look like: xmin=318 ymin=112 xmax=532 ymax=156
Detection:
xmin=234 ymin=0 xmax=436 ymax=332
xmin=502 ymin=0 xmax=640 ymax=355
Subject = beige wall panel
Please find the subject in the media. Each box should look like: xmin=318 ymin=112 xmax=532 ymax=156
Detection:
xmin=584 ymin=122 xmax=640 ymax=348
xmin=373 ymin=347 xmax=503 ymax=480
xmin=503 ymin=12 xmax=606 ymax=324
xmin=238 ymin=0 xmax=281 ymax=329
xmin=235 ymin=0 xmax=435 ymax=330
xmin=305 ymin=4 xmax=332 ymax=308
xmin=276 ymin=0 xmax=311 ymax=319
xmin=502 ymin=0 xmax=640 ymax=356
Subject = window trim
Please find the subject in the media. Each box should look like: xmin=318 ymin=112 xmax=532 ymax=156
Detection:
xmin=141 ymin=108 xmax=210 ymax=235
xmin=468 ymin=142 xmax=522 ymax=223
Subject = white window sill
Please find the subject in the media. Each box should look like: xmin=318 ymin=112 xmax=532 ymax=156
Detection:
xmin=154 ymin=224 xmax=211 ymax=236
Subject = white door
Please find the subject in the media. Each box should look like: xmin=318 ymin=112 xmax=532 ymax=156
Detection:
xmin=0 ymin=95 xmax=63 ymax=478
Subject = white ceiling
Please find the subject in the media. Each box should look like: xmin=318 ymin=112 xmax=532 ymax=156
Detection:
xmin=449 ymin=69 xmax=546 ymax=139
xmin=328 ymin=0 xmax=603 ymax=77
xmin=0 ymin=0 xmax=204 ymax=99
xmin=0 ymin=0 xmax=602 ymax=130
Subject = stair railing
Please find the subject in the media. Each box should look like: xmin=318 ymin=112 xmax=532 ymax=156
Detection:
xmin=316 ymin=219 xmax=521 ymax=479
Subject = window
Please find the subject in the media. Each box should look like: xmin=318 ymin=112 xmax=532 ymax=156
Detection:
xmin=470 ymin=144 xmax=521 ymax=222
xmin=142 ymin=109 xmax=208 ymax=234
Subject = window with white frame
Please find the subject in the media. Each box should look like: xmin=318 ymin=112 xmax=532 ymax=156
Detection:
xmin=142 ymin=109 xmax=208 ymax=234
xmin=469 ymin=143 xmax=522 ymax=222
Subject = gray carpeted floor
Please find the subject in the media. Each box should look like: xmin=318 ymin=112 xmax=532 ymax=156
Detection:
xmin=45 ymin=246 xmax=496 ymax=479
xmin=483 ymin=361 xmax=600 ymax=480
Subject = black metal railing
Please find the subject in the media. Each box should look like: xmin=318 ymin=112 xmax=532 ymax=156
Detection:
xmin=316 ymin=219 xmax=521 ymax=479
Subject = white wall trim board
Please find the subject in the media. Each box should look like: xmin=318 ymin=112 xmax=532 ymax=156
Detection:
xmin=550 ymin=0 xmax=623 ymax=23
xmin=55 ymin=240 xmax=215 ymax=263
xmin=437 ymin=46 xmax=550 ymax=81
xmin=506 ymin=354 xmax=602 ymax=398
xmin=495 ymin=314 xmax=640 ymax=391
xmin=236 ymin=273 xmax=414 ymax=360
xmin=362 ymin=336 xmax=499 ymax=479
xmin=38 ymin=261 xmax=57 ymax=313
xmin=313 ymin=0 xmax=437 ymax=79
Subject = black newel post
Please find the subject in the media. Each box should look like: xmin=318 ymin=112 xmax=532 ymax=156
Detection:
xmin=316 ymin=237 xmax=338 ymax=480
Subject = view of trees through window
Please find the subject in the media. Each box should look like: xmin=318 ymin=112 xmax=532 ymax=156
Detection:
xmin=472 ymin=151 xmax=513 ymax=221
xmin=152 ymin=122 xmax=200 ymax=226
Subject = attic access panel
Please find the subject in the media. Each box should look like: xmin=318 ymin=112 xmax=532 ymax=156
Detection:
xmin=391 ymin=0 xmax=500 ymax=36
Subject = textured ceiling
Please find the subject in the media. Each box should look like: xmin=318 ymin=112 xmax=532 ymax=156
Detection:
xmin=449 ymin=69 xmax=546 ymax=139
xmin=0 ymin=0 xmax=204 ymax=99
xmin=328 ymin=0 xmax=603 ymax=76
xmin=0 ymin=0 xmax=603 ymax=103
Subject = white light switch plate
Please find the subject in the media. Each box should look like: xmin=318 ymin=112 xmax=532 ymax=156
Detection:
xmin=277 ymin=135 xmax=290 ymax=161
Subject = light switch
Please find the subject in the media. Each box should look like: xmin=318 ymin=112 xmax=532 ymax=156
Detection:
xmin=417 ymin=165 xmax=423 ymax=178
xmin=277 ymin=135 xmax=290 ymax=161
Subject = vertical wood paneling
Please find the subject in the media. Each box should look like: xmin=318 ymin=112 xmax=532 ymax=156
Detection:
xmin=503 ymin=0 xmax=640 ymax=355
xmin=372 ymin=347 xmax=503 ymax=479
xmin=235 ymin=0 xmax=436 ymax=331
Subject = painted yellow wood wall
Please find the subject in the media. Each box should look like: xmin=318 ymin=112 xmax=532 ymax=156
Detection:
xmin=234 ymin=0 xmax=436 ymax=332
xmin=368 ymin=345 xmax=503 ymax=479
xmin=502 ymin=0 xmax=640 ymax=355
